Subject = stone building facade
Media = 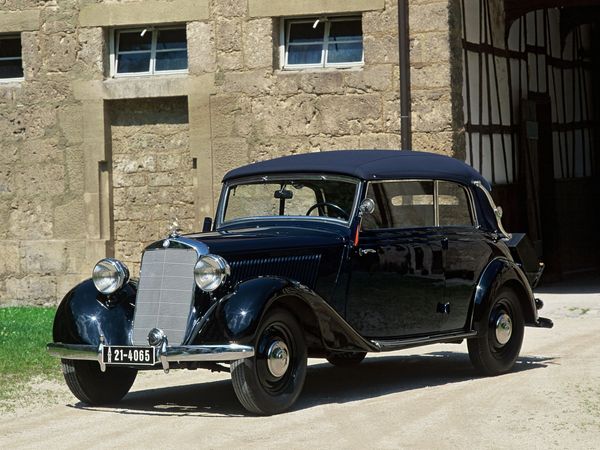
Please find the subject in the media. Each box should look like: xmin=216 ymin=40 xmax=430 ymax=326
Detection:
xmin=3 ymin=0 xmax=599 ymax=305
xmin=0 ymin=0 xmax=460 ymax=305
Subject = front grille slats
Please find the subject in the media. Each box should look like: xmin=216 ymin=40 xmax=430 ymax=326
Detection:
xmin=230 ymin=254 xmax=321 ymax=289
xmin=132 ymin=248 xmax=197 ymax=346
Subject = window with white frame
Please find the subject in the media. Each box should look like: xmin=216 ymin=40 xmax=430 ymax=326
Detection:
xmin=113 ymin=27 xmax=188 ymax=76
xmin=282 ymin=16 xmax=363 ymax=69
xmin=0 ymin=35 xmax=24 ymax=81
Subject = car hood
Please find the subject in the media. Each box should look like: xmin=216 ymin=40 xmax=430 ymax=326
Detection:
xmin=182 ymin=225 xmax=348 ymax=257
xmin=145 ymin=223 xmax=349 ymax=305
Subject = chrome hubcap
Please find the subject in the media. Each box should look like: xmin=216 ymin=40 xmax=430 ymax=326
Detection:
xmin=495 ymin=313 xmax=513 ymax=345
xmin=266 ymin=340 xmax=289 ymax=378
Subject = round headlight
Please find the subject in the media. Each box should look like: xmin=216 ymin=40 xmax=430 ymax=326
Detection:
xmin=194 ymin=254 xmax=230 ymax=292
xmin=92 ymin=258 xmax=129 ymax=295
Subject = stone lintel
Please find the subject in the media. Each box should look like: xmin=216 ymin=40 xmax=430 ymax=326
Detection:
xmin=0 ymin=10 xmax=40 ymax=32
xmin=249 ymin=0 xmax=384 ymax=18
xmin=80 ymin=0 xmax=209 ymax=27
xmin=74 ymin=75 xmax=214 ymax=101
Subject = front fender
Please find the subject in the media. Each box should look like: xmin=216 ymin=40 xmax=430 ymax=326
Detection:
xmin=52 ymin=279 xmax=137 ymax=346
xmin=196 ymin=277 xmax=377 ymax=352
xmin=470 ymin=258 xmax=538 ymax=330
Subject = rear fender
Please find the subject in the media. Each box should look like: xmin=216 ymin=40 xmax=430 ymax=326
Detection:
xmin=52 ymin=279 xmax=137 ymax=346
xmin=470 ymin=258 xmax=538 ymax=330
xmin=196 ymin=277 xmax=377 ymax=352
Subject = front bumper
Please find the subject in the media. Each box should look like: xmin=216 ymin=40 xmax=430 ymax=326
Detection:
xmin=47 ymin=341 xmax=255 ymax=372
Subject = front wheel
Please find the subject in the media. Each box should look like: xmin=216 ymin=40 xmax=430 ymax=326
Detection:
xmin=61 ymin=359 xmax=137 ymax=405
xmin=231 ymin=308 xmax=307 ymax=415
xmin=467 ymin=287 xmax=524 ymax=375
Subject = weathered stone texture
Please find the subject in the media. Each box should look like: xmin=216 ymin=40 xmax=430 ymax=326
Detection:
xmin=0 ymin=0 xmax=458 ymax=305
xmin=109 ymin=97 xmax=193 ymax=276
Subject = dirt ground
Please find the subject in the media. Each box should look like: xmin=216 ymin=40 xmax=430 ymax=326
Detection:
xmin=1 ymin=277 xmax=599 ymax=449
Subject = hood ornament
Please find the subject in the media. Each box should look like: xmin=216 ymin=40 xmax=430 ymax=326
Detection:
xmin=169 ymin=218 xmax=181 ymax=238
xmin=164 ymin=218 xmax=181 ymax=248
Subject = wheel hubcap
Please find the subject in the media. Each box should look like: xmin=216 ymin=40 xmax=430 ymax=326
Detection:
xmin=266 ymin=340 xmax=289 ymax=378
xmin=495 ymin=313 xmax=513 ymax=345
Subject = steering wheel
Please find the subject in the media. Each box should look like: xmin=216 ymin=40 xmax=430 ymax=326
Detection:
xmin=306 ymin=202 xmax=349 ymax=220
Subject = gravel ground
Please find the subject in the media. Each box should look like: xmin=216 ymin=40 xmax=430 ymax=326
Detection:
xmin=1 ymin=277 xmax=599 ymax=449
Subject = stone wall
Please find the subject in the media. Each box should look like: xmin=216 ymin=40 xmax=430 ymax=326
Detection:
xmin=0 ymin=1 xmax=95 ymax=305
xmin=110 ymin=97 xmax=192 ymax=276
xmin=0 ymin=0 xmax=460 ymax=305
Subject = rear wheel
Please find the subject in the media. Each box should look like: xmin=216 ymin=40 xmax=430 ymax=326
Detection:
xmin=467 ymin=287 xmax=524 ymax=375
xmin=326 ymin=351 xmax=367 ymax=367
xmin=231 ymin=309 xmax=307 ymax=415
xmin=61 ymin=359 xmax=137 ymax=405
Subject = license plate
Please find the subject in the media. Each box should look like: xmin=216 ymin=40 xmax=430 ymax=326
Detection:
xmin=102 ymin=346 xmax=156 ymax=366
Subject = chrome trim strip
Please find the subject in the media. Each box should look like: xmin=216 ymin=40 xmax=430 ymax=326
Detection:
xmin=166 ymin=236 xmax=209 ymax=257
xmin=433 ymin=180 xmax=440 ymax=226
xmin=371 ymin=331 xmax=477 ymax=351
xmin=472 ymin=180 xmax=512 ymax=240
xmin=47 ymin=342 xmax=255 ymax=371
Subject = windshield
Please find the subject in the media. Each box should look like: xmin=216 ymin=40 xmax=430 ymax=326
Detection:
xmin=221 ymin=175 xmax=359 ymax=225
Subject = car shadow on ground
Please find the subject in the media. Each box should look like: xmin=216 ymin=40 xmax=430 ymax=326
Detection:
xmin=70 ymin=351 xmax=555 ymax=417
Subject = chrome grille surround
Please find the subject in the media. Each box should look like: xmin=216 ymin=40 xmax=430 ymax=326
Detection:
xmin=132 ymin=247 xmax=199 ymax=346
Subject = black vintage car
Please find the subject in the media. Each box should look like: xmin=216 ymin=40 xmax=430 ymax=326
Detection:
xmin=48 ymin=150 xmax=552 ymax=415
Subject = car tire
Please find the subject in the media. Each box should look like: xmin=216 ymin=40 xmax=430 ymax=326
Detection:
xmin=61 ymin=359 xmax=137 ymax=405
xmin=326 ymin=351 xmax=367 ymax=367
xmin=467 ymin=287 xmax=524 ymax=375
xmin=230 ymin=308 xmax=307 ymax=415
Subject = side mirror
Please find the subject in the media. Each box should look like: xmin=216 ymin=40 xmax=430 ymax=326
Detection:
xmin=202 ymin=217 xmax=213 ymax=232
xmin=359 ymin=198 xmax=375 ymax=216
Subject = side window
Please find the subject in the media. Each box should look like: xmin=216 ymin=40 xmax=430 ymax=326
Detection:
xmin=0 ymin=35 xmax=23 ymax=81
xmin=113 ymin=27 xmax=188 ymax=76
xmin=363 ymin=181 xmax=435 ymax=230
xmin=438 ymin=181 xmax=473 ymax=227
xmin=282 ymin=16 xmax=363 ymax=69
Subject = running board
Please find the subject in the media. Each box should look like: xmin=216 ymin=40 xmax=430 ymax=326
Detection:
xmin=371 ymin=331 xmax=477 ymax=352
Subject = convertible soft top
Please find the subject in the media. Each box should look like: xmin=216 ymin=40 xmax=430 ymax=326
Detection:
xmin=223 ymin=150 xmax=491 ymax=190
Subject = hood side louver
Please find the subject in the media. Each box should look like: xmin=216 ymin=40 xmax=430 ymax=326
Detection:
xmin=230 ymin=254 xmax=322 ymax=289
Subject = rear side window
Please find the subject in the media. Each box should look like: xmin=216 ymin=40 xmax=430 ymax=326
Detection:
xmin=438 ymin=181 xmax=473 ymax=227
xmin=362 ymin=181 xmax=435 ymax=230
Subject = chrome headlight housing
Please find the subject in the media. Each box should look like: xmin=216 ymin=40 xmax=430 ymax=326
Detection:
xmin=194 ymin=254 xmax=230 ymax=292
xmin=92 ymin=258 xmax=129 ymax=295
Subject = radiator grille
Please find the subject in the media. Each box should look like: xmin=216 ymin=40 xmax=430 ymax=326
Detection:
xmin=132 ymin=248 xmax=197 ymax=346
xmin=230 ymin=254 xmax=321 ymax=289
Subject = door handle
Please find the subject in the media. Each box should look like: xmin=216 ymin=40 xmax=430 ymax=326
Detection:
xmin=358 ymin=248 xmax=376 ymax=256
xmin=441 ymin=237 xmax=449 ymax=250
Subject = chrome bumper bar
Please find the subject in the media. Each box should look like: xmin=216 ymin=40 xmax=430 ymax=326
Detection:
xmin=47 ymin=341 xmax=255 ymax=373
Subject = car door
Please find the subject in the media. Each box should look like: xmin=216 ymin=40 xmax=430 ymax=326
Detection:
xmin=345 ymin=180 xmax=445 ymax=338
xmin=438 ymin=181 xmax=493 ymax=332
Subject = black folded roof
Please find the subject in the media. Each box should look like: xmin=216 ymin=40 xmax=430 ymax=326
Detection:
xmin=223 ymin=150 xmax=490 ymax=189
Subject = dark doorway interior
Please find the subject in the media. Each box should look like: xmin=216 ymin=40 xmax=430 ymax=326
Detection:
xmin=460 ymin=0 xmax=600 ymax=280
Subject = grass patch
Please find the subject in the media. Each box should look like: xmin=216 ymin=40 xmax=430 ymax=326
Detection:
xmin=0 ymin=307 xmax=61 ymax=407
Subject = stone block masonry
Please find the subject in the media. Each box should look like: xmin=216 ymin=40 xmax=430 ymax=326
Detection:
xmin=0 ymin=0 xmax=459 ymax=305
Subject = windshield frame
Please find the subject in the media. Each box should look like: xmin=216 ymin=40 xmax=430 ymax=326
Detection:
xmin=215 ymin=173 xmax=362 ymax=228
